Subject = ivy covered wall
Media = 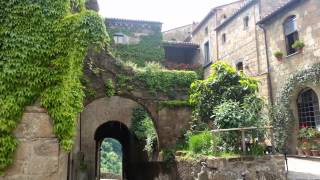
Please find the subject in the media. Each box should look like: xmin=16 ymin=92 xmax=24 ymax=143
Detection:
xmin=0 ymin=0 xmax=109 ymax=174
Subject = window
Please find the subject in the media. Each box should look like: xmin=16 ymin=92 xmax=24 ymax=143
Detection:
xmin=243 ymin=16 xmax=249 ymax=29
xmin=236 ymin=62 xmax=244 ymax=71
xmin=297 ymin=88 xmax=320 ymax=129
xmin=284 ymin=15 xmax=299 ymax=55
xmin=205 ymin=27 xmax=209 ymax=35
xmin=113 ymin=33 xmax=128 ymax=44
xmin=204 ymin=41 xmax=210 ymax=64
xmin=222 ymin=33 xmax=226 ymax=44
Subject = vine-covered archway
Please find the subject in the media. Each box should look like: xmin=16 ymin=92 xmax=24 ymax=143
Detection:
xmin=272 ymin=64 xmax=320 ymax=153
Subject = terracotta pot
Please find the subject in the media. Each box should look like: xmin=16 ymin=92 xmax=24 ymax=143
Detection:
xmin=310 ymin=150 xmax=318 ymax=156
xmin=302 ymin=149 xmax=311 ymax=156
xmin=298 ymin=48 xmax=304 ymax=54
xmin=297 ymin=148 xmax=304 ymax=156
xmin=276 ymin=57 xmax=283 ymax=61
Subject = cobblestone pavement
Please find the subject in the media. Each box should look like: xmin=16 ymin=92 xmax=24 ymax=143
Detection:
xmin=287 ymin=157 xmax=320 ymax=180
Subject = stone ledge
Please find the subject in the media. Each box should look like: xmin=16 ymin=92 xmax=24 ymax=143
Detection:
xmin=24 ymin=106 xmax=47 ymax=113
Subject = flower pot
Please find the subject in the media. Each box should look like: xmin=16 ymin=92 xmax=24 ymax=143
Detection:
xmin=297 ymin=148 xmax=304 ymax=156
xmin=302 ymin=149 xmax=311 ymax=156
xmin=298 ymin=48 xmax=304 ymax=54
xmin=311 ymin=150 xmax=318 ymax=156
xmin=276 ymin=57 xmax=283 ymax=61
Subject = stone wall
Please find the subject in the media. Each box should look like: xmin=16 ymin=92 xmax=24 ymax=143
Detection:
xmin=175 ymin=155 xmax=286 ymax=180
xmin=163 ymin=24 xmax=197 ymax=42
xmin=191 ymin=1 xmax=243 ymax=68
xmin=0 ymin=106 xmax=68 ymax=180
xmin=263 ymin=0 xmax=320 ymax=101
xmin=262 ymin=0 xmax=320 ymax=153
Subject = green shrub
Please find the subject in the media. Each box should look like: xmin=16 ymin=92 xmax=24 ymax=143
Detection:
xmin=105 ymin=79 xmax=115 ymax=97
xmin=292 ymin=40 xmax=305 ymax=49
xmin=273 ymin=51 xmax=284 ymax=58
xmin=247 ymin=143 xmax=265 ymax=156
xmin=188 ymin=131 xmax=212 ymax=154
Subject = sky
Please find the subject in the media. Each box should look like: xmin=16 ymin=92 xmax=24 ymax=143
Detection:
xmin=97 ymin=0 xmax=238 ymax=31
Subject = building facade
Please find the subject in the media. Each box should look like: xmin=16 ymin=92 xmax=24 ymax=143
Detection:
xmin=173 ymin=0 xmax=320 ymax=154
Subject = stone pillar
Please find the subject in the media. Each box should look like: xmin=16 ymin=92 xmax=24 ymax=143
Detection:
xmin=0 ymin=106 xmax=68 ymax=180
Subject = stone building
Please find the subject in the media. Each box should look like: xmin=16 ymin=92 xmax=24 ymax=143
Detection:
xmin=256 ymin=0 xmax=320 ymax=153
xmin=106 ymin=18 xmax=162 ymax=45
xmin=163 ymin=23 xmax=198 ymax=42
xmin=175 ymin=0 xmax=320 ymax=154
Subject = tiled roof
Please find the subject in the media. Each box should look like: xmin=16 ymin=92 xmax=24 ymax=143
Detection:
xmin=106 ymin=18 xmax=162 ymax=25
xmin=162 ymin=41 xmax=199 ymax=48
xmin=257 ymin=0 xmax=302 ymax=25
xmin=215 ymin=0 xmax=257 ymax=31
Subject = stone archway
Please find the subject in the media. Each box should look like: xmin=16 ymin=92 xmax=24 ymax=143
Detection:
xmin=79 ymin=96 xmax=155 ymax=179
xmin=94 ymin=121 xmax=145 ymax=180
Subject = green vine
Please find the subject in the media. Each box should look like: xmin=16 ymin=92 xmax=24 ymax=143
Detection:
xmin=108 ymin=25 xmax=164 ymax=66
xmin=105 ymin=79 xmax=115 ymax=97
xmin=159 ymin=100 xmax=192 ymax=110
xmin=115 ymin=63 xmax=198 ymax=96
xmin=272 ymin=63 xmax=320 ymax=151
xmin=0 ymin=0 xmax=108 ymax=173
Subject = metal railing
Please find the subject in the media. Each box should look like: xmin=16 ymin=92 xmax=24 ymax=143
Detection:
xmin=211 ymin=126 xmax=274 ymax=154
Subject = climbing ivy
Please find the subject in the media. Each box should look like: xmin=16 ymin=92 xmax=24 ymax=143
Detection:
xmin=105 ymin=79 xmax=115 ymax=97
xmin=0 ymin=0 xmax=109 ymax=173
xmin=271 ymin=64 xmax=320 ymax=151
xmin=108 ymin=25 xmax=164 ymax=66
xmin=116 ymin=62 xmax=198 ymax=95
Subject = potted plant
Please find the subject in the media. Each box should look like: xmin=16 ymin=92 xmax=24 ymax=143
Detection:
xmin=298 ymin=128 xmax=315 ymax=141
xmin=311 ymin=144 xmax=319 ymax=156
xmin=273 ymin=51 xmax=284 ymax=61
xmin=297 ymin=143 xmax=304 ymax=156
xmin=292 ymin=40 xmax=305 ymax=53
xmin=301 ymin=141 xmax=312 ymax=156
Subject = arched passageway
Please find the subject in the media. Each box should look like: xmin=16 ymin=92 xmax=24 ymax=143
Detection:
xmin=94 ymin=121 xmax=148 ymax=180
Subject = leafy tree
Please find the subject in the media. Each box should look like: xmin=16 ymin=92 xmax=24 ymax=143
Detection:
xmin=189 ymin=62 xmax=266 ymax=150
xmin=100 ymin=138 xmax=122 ymax=175
xmin=189 ymin=61 xmax=261 ymax=126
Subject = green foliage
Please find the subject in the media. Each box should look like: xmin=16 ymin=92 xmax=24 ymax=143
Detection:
xmin=109 ymin=27 xmax=164 ymax=66
xmin=0 ymin=0 xmax=108 ymax=173
xmin=271 ymin=64 xmax=320 ymax=151
xmin=188 ymin=61 xmax=265 ymax=153
xmin=159 ymin=100 xmax=192 ymax=109
xmin=247 ymin=143 xmax=265 ymax=156
xmin=298 ymin=128 xmax=318 ymax=140
xmin=189 ymin=61 xmax=260 ymax=123
xmin=105 ymin=79 xmax=115 ymax=97
xmin=130 ymin=107 xmax=157 ymax=157
xmin=214 ymin=96 xmax=265 ymax=129
xmin=188 ymin=131 xmax=213 ymax=154
xmin=100 ymin=138 xmax=122 ymax=175
xmin=292 ymin=40 xmax=305 ymax=49
xmin=273 ymin=51 xmax=284 ymax=58
xmin=116 ymin=62 xmax=198 ymax=95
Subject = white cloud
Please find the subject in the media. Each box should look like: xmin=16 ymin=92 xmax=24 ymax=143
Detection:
xmin=97 ymin=0 xmax=237 ymax=31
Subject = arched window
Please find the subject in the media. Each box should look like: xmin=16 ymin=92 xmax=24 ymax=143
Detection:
xmin=283 ymin=15 xmax=299 ymax=55
xmin=297 ymin=88 xmax=320 ymax=129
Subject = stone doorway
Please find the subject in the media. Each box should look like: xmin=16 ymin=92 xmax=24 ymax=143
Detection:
xmin=94 ymin=121 xmax=148 ymax=180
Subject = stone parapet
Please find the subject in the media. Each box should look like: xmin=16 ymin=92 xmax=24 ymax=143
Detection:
xmin=175 ymin=155 xmax=286 ymax=180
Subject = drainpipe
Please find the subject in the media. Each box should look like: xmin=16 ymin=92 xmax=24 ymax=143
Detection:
xmin=258 ymin=24 xmax=274 ymax=106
